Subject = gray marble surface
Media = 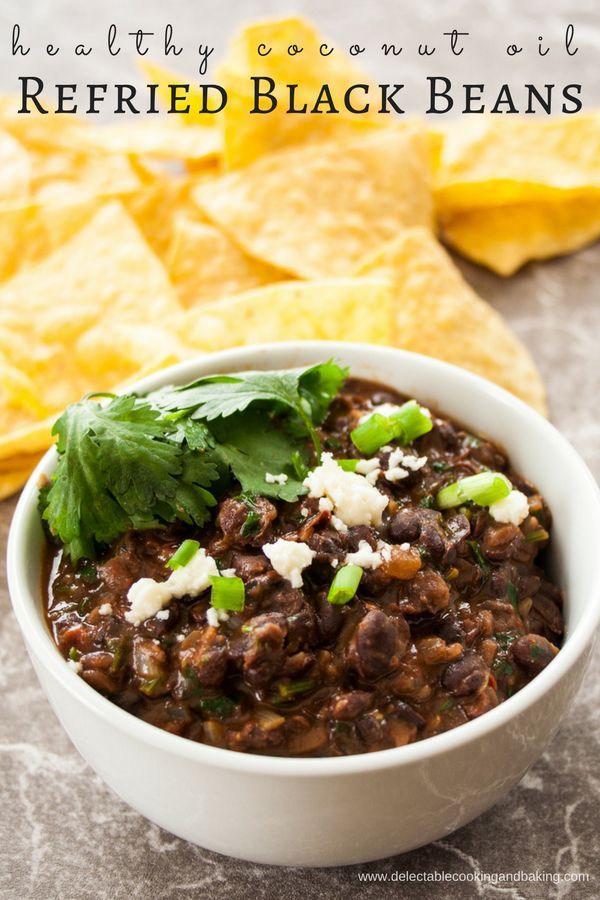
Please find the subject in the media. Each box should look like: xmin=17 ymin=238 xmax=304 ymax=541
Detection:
xmin=1 ymin=1 xmax=600 ymax=898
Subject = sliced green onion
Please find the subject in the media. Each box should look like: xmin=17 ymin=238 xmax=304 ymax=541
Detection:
xmin=351 ymin=400 xmax=432 ymax=455
xmin=350 ymin=413 xmax=395 ymax=455
xmin=525 ymin=527 xmax=549 ymax=543
xmin=436 ymin=471 xmax=512 ymax=509
xmin=336 ymin=458 xmax=359 ymax=472
xmin=166 ymin=539 xmax=200 ymax=570
xmin=210 ymin=575 xmax=245 ymax=611
xmin=139 ymin=677 xmax=164 ymax=697
xmin=438 ymin=698 xmax=454 ymax=712
xmin=327 ymin=564 xmax=363 ymax=605
xmin=275 ymin=679 xmax=315 ymax=701
xmin=389 ymin=400 xmax=433 ymax=444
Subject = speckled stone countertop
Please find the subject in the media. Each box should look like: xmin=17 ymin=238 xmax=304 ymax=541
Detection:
xmin=1 ymin=2 xmax=599 ymax=898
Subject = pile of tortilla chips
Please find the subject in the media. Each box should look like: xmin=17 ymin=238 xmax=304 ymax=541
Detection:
xmin=0 ymin=15 xmax=598 ymax=498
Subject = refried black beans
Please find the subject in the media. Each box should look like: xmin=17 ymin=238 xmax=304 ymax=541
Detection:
xmin=44 ymin=378 xmax=564 ymax=757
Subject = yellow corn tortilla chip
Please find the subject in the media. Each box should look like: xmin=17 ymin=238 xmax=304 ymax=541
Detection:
xmin=176 ymin=278 xmax=392 ymax=350
xmin=165 ymin=215 xmax=285 ymax=306
xmin=70 ymin=117 xmax=221 ymax=163
xmin=0 ymin=105 xmax=143 ymax=204
xmin=216 ymin=16 xmax=380 ymax=168
xmin=0 ymin=201 xmax=184 ymax=439
xmin=0 ymin=459 xmax=44 ymax=500
xmin=138 ymin=60 xmax=220 ymax=127
xmin=195 ymin=126 xmax=434 ymax=279
xmin=0 ymin=198 xmax=100 ymax=283
xmin=356 ymin=228 xmax=547 ymax=413
xmin=0 ymin=128 xmax=31 ymax=206
xmin=30 ymin=147 xmax=142 ymax=204
xmin=441 ymin=197 xmax=600 ymax=275
xmin=0 ymin=417 xmax=55 ymax=460
xmin=434 ymin=114 xmax=600 ymax=212
xmin=124 ymin=177 xmax=209 ymax=258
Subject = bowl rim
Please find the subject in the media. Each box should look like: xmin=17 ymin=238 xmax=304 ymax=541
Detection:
xmin=7 ymin=341 xmax=600 ymax=778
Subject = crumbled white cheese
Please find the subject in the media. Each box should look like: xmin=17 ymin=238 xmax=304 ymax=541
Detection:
xmin=331 ymin=559 xmax=339 ymax=568
xmin=377 ymin=540 xmax=393 ymax=562
xmin=263 ymin=538 xmax=316 ymax=588
xmin=358 ymin=403 xmax=402 ymax=424
xmin=301 ymin=507 xmax=309 ymax=516
xmin=317 ymin=494 xmax=348 ymax=533
xmin=206 ymin=607 xmax=220 ymax=628
xmin=67 ymin=658 xmax=82 ymax=674
xmin=387 ymin=448 xmax=405 ymax=469
xmin=98 ymin=603 xmax=112 ymax=616
xmin=365 ymin=468 xmax=381 ymax=485
xmin=386 ymin=466 xmax=409 ymax=483
xmin=206 ymin=607 xmax=229 ymax=628
xmin=220 ymin=568 xmax=237 ymax=578
xmin=303 ymin=452 xmax=388 ymax=527
xmin=402 ymin=454 xmax=428 ymax=471
xmin=489 ymin=490 xmax=529 ymax=526
xmin=344 ymin=540 xmax=380 ymax=569
xmin=384 ymin=447 xmax=427 ymax=483
xmin=163 ymin=549 xmax=219 ymax=599
xmin=355 ymin=458 xmax=380 ymax=475
xmin=265 ymin=472 xmax=288 ymax=485
xmin=400 ymin=542 xmax=410 ymax=551
xmin=125 ymin=548 xmax=219 ymax=625
xmin=176 ymin=634 xmax=185 ymax=643
xmin=125 ymin=578 xmax=171 ymax=626
xmin=331 ymin=515 xmax=349 ymax=533
xmin=155 ymin=609 xmax=170 ymax=621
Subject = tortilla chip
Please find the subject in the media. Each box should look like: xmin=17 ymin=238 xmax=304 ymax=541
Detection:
xmin=0 ymin=105 xmax=143 ymax=205
xmin=194 ymin=126 xmax=433 ymax=279
xmin=0 ymin=201 xmax=184 ymax=439
xmin=123 ymin=178 xmax=200 ymax=257
xmin=441 ymin=198 xmax=600 ymax=275
xmin=0 ymin=128 xmax=31 ymax=206
xmin=70 ymin=118 xmax=221 ymax=163
xmin=138 ymin=60 xmax=220 ymax=126
xmin=165 ymin=215 xmax=285 ymax=306
xmin=434 ymin=114 xmax=600 ymax=212
xmin=0 ymin=418 xmax=55 ymax=460
xmin=30 ymin=147 xmax=142 ymax=204
xmin=216 ymin=16 xmax=380 ymax=167
xmin=176 ymin=278 xmax=392 ymax=350
xmin=0 ymin=198 xmax=100 ymax=283
xmin=0 ymin=459 xmax=44 ymax=500
xmin=356 ymin=228 xmax=547 ymax=413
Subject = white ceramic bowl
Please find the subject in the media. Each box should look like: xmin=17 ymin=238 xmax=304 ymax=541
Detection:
xmin=8 ymin=342 xmax=600 ymax=867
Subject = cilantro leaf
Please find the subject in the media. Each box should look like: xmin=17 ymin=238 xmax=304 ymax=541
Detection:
xmin=298 ymin=360 xmax=349 ymax=424
xmin=152 ymin=361 xmax=347 ymax=454
xmin=43 ymin=396 xmax=218 ymax=561
xmin=210 ymin=411 xmax=308 ymax=502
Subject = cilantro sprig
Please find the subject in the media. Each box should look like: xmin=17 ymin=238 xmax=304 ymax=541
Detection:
xmin=42 ymin=362 xmax=347 ymax=561
xmin=152 ymin=360 xmax=347 ymax=456
xmin=42 ymin=395 xmax=219 ymax=561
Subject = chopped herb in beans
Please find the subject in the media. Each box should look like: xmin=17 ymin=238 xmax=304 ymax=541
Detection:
xmin=44 ymin=371 xmax=563 ymax=757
